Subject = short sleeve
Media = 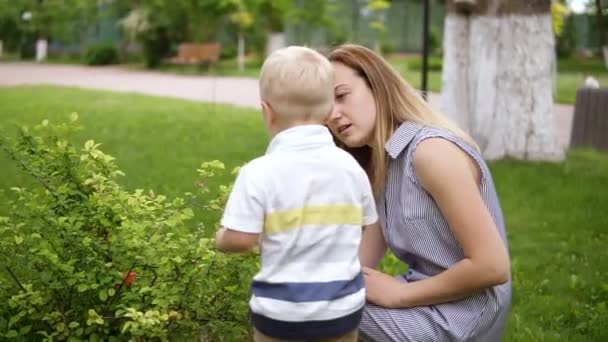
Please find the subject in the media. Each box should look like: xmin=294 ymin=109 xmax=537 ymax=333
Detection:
xmin=220 ymin=164 xmax=265 ymax=233
xmin=360 ymin=171 xmax=378 ymax=226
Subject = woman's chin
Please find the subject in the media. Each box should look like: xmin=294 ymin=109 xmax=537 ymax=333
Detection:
xmin=342 ymin=137 xmax=367 ymax=148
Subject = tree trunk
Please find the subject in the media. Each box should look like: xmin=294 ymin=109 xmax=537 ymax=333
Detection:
xmin=266 ymin=32 xmax=286 ymax=57
xmin=35 ymin=38 xmax=48 ymax=62
xmin=441 ymin=0 xmax=564 ymax=160
xmin=237 ymin=33 xmax=245 ymax=72
xmin=596 ymin=0 xmax=606 ymax=52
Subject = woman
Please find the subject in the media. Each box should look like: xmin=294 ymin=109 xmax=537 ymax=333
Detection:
xmin=326 ymin=44 xmax=511 ymax=341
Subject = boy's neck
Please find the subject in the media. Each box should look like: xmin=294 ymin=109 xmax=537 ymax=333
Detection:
xmin=268 ymin=119 xmax=325 ymax=139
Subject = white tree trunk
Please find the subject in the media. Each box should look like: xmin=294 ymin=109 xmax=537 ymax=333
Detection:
xmin=266 ymin=32 xmax=286 ymax=57
xmin=35 ymin=38 xmax=48 ymax=62
xmin=441 ymin=13 xmax=564 ymax=161
xmin=237 ymin=33 xmax=245 ymax=72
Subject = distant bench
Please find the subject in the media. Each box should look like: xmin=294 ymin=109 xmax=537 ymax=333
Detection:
xmin=570 ymin=87 xmax=608 ymax=151
xmin=166 ymin=43 xmax=221 ymax=66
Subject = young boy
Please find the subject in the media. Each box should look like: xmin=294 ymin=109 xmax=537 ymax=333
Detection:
xmin=215 ymin=46 xmax=378 ymax=342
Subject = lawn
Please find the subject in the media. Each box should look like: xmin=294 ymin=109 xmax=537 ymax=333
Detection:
xmin=0 ymin=86 xmax=269 ymax=231
xmin=0 ymin=86 xmax=606 ymax=341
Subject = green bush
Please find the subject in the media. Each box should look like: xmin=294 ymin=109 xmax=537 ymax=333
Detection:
xmin=428 ymin=26 xmax=441 ymax=54
xmin=84 ymin=44 xmax=120 ymax=66
xmin=0 ymin=116 xmax=257 ymax=341
xmin=407 ymin=55 xmax=443 ymax=72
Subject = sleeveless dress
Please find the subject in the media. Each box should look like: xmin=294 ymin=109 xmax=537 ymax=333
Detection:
xmin=359 ymin=122 xmax=512 ymax=342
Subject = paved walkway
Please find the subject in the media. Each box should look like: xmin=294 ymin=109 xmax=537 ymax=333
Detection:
xmin=0 ymin=62 xmax=573 ymax=146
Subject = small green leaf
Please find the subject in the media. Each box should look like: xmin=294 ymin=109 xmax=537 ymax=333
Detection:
xmin=77 ymin=284 xmax=88 ymax=292
xmin=85 ymin=140 xmax=95 ymax=150
xmin=121 ymin=321 xmax=133 ymax=333
xmin=68 ymin=321 xmax=80 ymax=329
xmin=99 ymin=289 xmax=108 ymax=301
xmin=108 ymin=288 xmax=115 ymax=297
xmin=5 ymin=330 xmax=18 ymax=338
xmin=70 ymin=112 xmax=79 ymax=122
xmin=14 ymin=236 xmax=23 ymax=245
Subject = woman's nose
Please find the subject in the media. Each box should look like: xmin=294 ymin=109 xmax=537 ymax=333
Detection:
xmin=329 ymin=105 xmax=342 ymax=122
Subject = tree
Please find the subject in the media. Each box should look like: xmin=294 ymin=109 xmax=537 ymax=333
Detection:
xmin=595 ymin=0 xmax=606 ymax=52
xmin=115 ymin=0 xmax=237 ymax=68
xmin=441 ymin=0 xmax=564 ymax=161
xmin=229 ymin=0 xmax=254 ymax=71
xmin=0 ymin=0 xmax=100 ymax=59
xmin=256 ymin=0 xmax=291 ymax=56
xmin=552 ymin=0 xmax=570 ymax=38
xmin=367 ymin=0 xmax=391 ymax=54
xmin=288 ymin=0 xmax=338 ymax=46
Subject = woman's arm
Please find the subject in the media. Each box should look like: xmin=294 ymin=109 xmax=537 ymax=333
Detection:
xmin=399 ymin=138 xmax=510 ymax=307
xmin=364 ymin=138 xmax=510 ymax=308
xmin=359 ymin=223 xmax=387 ymax=269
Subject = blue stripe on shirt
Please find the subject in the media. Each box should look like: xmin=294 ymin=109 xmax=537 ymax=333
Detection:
xmin=251 ymin=272 xmax=363 ymax=302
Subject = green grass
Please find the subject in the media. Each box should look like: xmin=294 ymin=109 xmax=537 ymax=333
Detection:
xmin=492 ymin=151 xmax=608 ymax=341
xmin=0 ymin=86 xmax=607 ymax=341
xmin=0 ymin=86 xmax=268 ymax=231
xmin=388 ymin=54 xmax=608 ymax=105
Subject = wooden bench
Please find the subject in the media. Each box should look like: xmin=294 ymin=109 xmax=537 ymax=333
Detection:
xmin=570 ymin=87 xmax=608 ymax=151
xmin=166 ymin=43 xmax=221 ymax=66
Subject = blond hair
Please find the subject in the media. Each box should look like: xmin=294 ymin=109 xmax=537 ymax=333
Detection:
xmin=328 ymin=44 xmax=478 ymax=196
xmin=259 ymin=46 xmax=334 ymax=124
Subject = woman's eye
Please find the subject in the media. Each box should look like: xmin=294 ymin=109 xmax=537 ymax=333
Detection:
xmin=336 ymin=93 xmax=347 ymax=100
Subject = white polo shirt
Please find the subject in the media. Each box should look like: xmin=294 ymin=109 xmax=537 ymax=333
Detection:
xmin=220 ymin=124 xmax=378 ymax=339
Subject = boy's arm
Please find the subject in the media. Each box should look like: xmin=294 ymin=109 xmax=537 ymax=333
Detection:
xmin=360 ymin=223 xmax=386 ymax=269
xmin=215 ymin=163 xmax=265 ymax=254
xmin=215 ymin=227 xmax=260 ymax=253
xmin=359 ymin=169 xmax=382 ymax=267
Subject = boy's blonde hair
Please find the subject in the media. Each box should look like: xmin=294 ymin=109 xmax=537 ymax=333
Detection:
xmin=259 ymin=46 xmax=334 ymax=123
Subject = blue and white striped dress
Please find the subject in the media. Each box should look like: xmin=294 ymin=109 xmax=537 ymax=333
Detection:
xmin=359 ymin=122 xmax=512 ymax=342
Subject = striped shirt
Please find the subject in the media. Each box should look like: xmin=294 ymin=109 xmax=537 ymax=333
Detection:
xmin=221 ymin=124 xmax=378 ymax=340
xmin=359 ymin=122 xmax=512 ymax=342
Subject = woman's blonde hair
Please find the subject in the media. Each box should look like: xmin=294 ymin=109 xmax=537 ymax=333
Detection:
xmin=328 ymin=44 xmax=477 ymax=195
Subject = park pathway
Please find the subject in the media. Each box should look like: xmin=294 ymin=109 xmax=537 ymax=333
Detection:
xmin=0 ymin=62 xmax=574 ymax=147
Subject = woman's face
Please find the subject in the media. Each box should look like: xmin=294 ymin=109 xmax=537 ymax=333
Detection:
xmin=327 ymin=61 xmax=377 ymax=148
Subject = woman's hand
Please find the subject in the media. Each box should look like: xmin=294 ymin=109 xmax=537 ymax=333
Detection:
xmin=362 ymin=266 xmax=407 ymax=308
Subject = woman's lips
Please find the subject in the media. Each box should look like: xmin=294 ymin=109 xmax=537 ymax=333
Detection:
xmin=338 ymin=123 xmax=352 ymax=134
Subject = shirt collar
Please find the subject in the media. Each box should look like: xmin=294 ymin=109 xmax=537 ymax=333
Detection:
xmin=385 ymin=121 xmax=424 ymax=159
xmin=266 ymin=124 xmax=334 ymax=154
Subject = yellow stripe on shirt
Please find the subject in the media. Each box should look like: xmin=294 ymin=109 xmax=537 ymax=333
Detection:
xmin=264 ymin=204 xmax=363 ymax=235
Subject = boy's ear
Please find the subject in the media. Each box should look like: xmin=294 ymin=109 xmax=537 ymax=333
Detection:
xmin=261 ymin=101 xmax=277 ymax=124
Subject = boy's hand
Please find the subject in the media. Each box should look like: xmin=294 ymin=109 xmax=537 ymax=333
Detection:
xmin=215 ymin=227 xmax=260 ymax=253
